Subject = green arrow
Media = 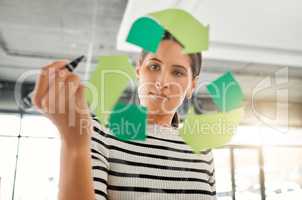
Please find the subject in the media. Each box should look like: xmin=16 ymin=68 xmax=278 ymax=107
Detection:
xmin=126 ymin=16 xmax=165 ymax=53
xmin=149 ymin=8 xmax=209 ymax=53
xmin=207 ymin=71 xmax=244 ymax=112
xmin=179 ymin=107 xmax=244 ymax=154
xmin=109 ymin=102 xmax=148 ymax=141
xmin=85 ymin=55 xmax=136 ymax=125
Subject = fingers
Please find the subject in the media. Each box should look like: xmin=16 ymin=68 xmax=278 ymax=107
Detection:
xmin=40 ymin=69 xmax=68 ymax=113
xmin=76 ymin=84 xmax=86 ymax=105
xmin=40 ymin=69 xmax=81 ymax=114
xmin=64 ymin=73 xmax=81 ymax=111
xmin=32 ymin=60 xmax=68 ymax=109
xmin=75 ymin=84 xmax=88 ymax=114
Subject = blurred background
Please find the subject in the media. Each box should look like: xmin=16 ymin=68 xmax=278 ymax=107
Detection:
xmin=0 ymin=0 xmax=301 ymax=199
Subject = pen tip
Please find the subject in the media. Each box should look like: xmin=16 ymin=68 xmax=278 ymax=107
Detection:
xmin=78 ymin=55 xmax=86 ymax=61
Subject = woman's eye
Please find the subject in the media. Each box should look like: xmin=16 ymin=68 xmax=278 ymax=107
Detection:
xmin=173 ymin=70 xmax=185 ymax=77
xmin=148 ymin=63 xmax=160 ymax=71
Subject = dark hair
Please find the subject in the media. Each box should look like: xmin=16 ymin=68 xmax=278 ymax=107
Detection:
xmin=138 ymin=31 xmax=202 ymax=128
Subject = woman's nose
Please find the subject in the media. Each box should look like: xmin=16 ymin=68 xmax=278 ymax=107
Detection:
xmin=155 ymin=81 xmax=162 ymax=89
xmin=158 ymin=71 xmax=171 ymax=88
xmin=155 ymin=70 xmax=171 ymax=91
xmin=155 ymin=79 xmax=169 ymax=90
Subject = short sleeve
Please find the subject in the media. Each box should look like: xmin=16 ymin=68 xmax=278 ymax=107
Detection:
xmin=90 ymin=115 xmax=110 ymax=200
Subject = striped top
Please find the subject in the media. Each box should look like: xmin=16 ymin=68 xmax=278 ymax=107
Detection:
xmin=90 ymin=116 xmax=216 ymax=200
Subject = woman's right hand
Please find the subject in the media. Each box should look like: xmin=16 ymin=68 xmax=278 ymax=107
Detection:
xmin=33 ymin=61 xmax=96 ymax=200
xmin=32 ymin=60 xmax=92 ymax=149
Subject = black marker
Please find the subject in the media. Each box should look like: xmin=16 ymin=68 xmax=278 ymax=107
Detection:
xmin=22 ymin=55 xmax=86 ymax=109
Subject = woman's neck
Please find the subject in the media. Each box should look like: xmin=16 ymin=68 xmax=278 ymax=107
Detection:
xmin=147 ymin=113 xmax=173 ymax=127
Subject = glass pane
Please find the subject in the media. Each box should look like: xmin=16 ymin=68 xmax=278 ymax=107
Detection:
xmin=230 ymin=126 xmax=262 ymax=145
xmin=14 ymin=138 xmax=60 ymax=200
xmin=264 ymin=147 xmax=302 ymax=200
xmin=0 ymin=137 xmax=18 ymax=200
xmin=0 ymin=113 xmax=20 ymax=136
xmin=213 ymin=148 xmax=232 ymax=200
xmin=21 ymin=115 xmax=59 ymax=138
xmin=234 ymin=149 xmax=261 ymax=200
xmin=230 ymin=126 xmax=302 ymax=146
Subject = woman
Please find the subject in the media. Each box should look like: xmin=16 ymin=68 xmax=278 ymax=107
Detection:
xmin=32 ymin=31 xmax=216 ymax=200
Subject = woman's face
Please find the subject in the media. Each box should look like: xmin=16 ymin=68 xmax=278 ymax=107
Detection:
xmin=136 ymin=40 xmax=197 ymax=116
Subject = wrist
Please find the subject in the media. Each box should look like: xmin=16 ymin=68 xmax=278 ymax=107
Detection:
xmin=61 ymin=139 xmax=90 ymax=157
xmin=61 ymin=128 xmax=91 ymax=149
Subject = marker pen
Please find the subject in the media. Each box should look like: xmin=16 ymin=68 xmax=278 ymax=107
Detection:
xmin=22 ymin=55 xmax=86 ymax=109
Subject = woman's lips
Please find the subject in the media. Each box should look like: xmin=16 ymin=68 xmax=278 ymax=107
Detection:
xmin=148 ymin=92 xmax=168 ymax=100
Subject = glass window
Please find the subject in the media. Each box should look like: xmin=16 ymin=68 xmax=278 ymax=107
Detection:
xmin=0 ymin=113 xmax=20 ymax=136
xmin=213 ymin=148 xmax=232 ymax=200
xmin=234 ymin=149 xmax=261 ymax=200
xmin=21 ymin=115 xmax=59 ymax=138
xmin=231 ymin=125 xmax=302 ymax=146
xmin=14 ymin=138 xmax=61 ymax=200
xmin=263 ymin=147 xmax=302 ymax=200
xmin=0 ymin=137 xmax=18 ymax=200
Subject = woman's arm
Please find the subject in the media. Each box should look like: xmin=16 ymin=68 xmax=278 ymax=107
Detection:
xmin=32 ymin=61 xmax=97 ymax=200
xmin=58 ymin=128 xmax=95 ymax=200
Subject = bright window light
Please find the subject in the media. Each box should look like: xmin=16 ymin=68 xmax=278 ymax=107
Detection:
xmin=230 ymin=125 xmax=302 ymax=146
xmin=14 ymin=138 xmax=60 ymax=200
xmin=0 ymin=138 xmax=18 ymax=200
xmin=0 ymin=114 xmax=20 ymax=136
xmin=21 ymin=115 xmax=59 ymax=138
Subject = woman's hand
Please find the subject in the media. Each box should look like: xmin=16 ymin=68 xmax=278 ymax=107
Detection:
xmin=32 ymin=60 xmax=92 ymax=149
xmin=32 ymin=61 xmax=96 ymax=200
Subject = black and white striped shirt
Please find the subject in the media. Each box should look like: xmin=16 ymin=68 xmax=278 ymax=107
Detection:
xmin=90 ymin=117 xmax=216 ymax=200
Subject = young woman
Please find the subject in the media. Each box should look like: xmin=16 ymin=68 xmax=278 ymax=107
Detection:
xmin=32 ymin=31 xmax=216 ymax=200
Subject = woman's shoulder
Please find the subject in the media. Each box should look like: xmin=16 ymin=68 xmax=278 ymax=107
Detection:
xmin=90 ymin=113 xmax=112 ymax=137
